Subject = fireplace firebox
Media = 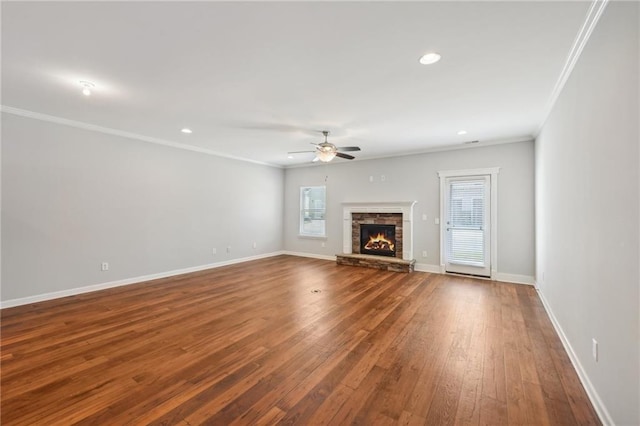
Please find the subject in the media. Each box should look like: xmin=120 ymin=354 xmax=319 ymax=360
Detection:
xmin=360 ymin=224 xmax=396 ymax=257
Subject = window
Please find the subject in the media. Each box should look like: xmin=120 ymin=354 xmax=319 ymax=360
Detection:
xmin=300 ymin=186 xmax=326 ymax=237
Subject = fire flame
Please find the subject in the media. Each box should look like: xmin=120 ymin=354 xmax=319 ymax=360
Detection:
xmin=364 ymin=233 xmax=395 ymax=252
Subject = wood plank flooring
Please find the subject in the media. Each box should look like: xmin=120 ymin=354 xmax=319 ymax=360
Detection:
xmin=1 ymin=255 xmax=600 ymax=425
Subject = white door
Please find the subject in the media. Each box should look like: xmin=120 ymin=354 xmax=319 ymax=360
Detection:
xmin=443 ymin=175 xmax=491 ymax=277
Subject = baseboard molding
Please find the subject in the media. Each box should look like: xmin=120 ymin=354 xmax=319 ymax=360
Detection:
xmin=414 ymin=263 xmax=442 ymax=273
xmin=281 ymin=251 xmax=336 ymax=261
xmin=1 ymin=251 xmax=536 ymax=308
xmin=284 ymin=255 xmax=531 ymax=285
xmin=536 ymin=288 xmax=613 ymax=426
xmin=0 ymin=251 xmax=286 ymax=309
xmin=494 ymin=272 xmax=535 ymax=285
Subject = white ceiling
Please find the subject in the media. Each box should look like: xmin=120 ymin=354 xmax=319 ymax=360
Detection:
xmin=2 ymin=1 xmax=591 ymax=167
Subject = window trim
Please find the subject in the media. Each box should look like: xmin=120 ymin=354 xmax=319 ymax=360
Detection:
xmin=299 ymin=185 xmax=327 ymax=238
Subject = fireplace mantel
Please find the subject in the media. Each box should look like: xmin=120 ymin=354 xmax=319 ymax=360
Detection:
xmin=342 ymin=201 xmax=417 ymax=260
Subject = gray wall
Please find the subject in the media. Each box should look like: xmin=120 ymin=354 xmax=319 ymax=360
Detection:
xmin=535 ymin=2 xmax=639 ymax=424
xmin=1 ymin=113 xmax=284 ymax=302
xmin=284 ymin=141 xmax=535 ymax=279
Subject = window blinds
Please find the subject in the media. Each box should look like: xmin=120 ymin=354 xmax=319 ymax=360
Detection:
xmin=448 ymin=179 xmax=486 ymax=265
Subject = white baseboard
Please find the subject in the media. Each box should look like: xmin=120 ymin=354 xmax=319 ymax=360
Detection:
xmin=415 ymin=264 xmax=534 ymax=285
xmin=0 ymin=251 xmax=286 ymax=309
xmin=286 ymin=255 xmax=531 ymax=286
xmin=494 ymin=272 xmax=535 ymax=285
xmin=414 ymin=263 xmax=442 ymax=273
xmin=281 ymin=251 xmax=336 ymax=261
xmin=536 ymin=288 xmax=613 ymax=426
xmin=0 ymin=251 xmax=535 ymax=308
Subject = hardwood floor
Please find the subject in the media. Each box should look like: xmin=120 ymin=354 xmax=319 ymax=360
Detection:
xmin=1 ymin=255 xmax=600 ymax=425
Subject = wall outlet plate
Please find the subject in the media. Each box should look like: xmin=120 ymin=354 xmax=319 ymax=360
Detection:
xmin=101 ymin=262 xmax=109 ymax=271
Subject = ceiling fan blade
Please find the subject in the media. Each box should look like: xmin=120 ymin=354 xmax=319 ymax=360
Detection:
xmin=287 ymin=150 xmax=316 ymax=154
xmin=336 ymin=146 xmax=361 ymax=152
xmin=335 ymin=152 xmax=355 ymax=160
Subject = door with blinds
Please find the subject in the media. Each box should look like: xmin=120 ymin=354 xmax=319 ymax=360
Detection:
xmin=443 ymin=175 xmax=491 ymax=277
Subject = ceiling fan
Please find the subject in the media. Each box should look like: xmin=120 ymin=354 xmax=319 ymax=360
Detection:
xmin=288 ymin=131 xmax=361 ymax=162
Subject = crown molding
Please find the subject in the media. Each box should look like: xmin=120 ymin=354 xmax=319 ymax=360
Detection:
xmin=284 ymin=135 xmax=534 ymax=169
xmin=0 ymin=105 xmax=282 ymax=169
xmin=536 ymin=0 xmax=609 ymax=136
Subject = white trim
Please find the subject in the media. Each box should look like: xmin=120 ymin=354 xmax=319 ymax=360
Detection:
xmin=0 ymin=251 xmax=285 ymax=309
xmin=0 ymin=105 xmax=280 ymax=168
xmin=494 ymin=272 xmax=535 ymax=286
xmin=297 ymin=235 xmax=328 ymax=240
xmin=536 ymin=288 xmax=613 ymax=426
xmin=342 ymin=201 xmax=417 ymax=260
xmin=437 ymin=167 xmax=501 ymax=179
xmin=438 ymin=167 xmax=500 ymax=279
xmin=282 ymin=251 xmax=336 ymax=261
xmin=414 ymin=263 xmax=442 ymax=274
xmin=536 ymin=0 xmax=609 ymax=136
xmin=299 ymin=185 xmax=327 ymax=238
xmin=286 ymin=254 xmax=529 ymax=285
xmin=284 ymin=136 xmax=534 ymax=170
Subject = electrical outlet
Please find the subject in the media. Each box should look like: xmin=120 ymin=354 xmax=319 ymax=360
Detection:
xmin=252 ymin=242 xmax=257 ymax=249
xmin=422 ymin=250 xmax=428 ymax=258
xmin=369 ymin=175 xmax=374 ymax=182
xmin=435 ymin=218 xmax=440 ymax=225
xmin=321 ymin=242 xmax=326 ymax=248
xmin=592 ymin=338 xmax=598 ymax=362
xmin=212 ymin=248 xmax=217 ymax=255
xmin=101 ymin=262 xmax=109 ymax=271
xmin=422 ymin=214 xmax=427 ymax=221
xmin=380 ymin=175 xmax=386 ymax=181
xmin=226 ymin=246 xmax=231 ymax=254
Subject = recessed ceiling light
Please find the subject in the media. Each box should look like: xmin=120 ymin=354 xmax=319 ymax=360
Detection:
xmin=419 ymin=52 xmax=441 ymax=65
xmin=181 ymin=128 xmax=193 ymax=134
xmin=457 ymin=130 xmax=468 ymax=135
xmin=287 ymin=155 xmax=294 ymax=159
xmin=79 ymin=80 xmax=95 ymax=96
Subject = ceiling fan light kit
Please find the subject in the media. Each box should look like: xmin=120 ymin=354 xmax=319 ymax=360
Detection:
xmin=287 ymin=130 xmax=361 ymax=163
xmin=316 ymin=146 xmax=337 ymax=162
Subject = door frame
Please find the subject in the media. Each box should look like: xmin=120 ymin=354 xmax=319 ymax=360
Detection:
xmin=438 ymin=167 xmax=500 ymax=279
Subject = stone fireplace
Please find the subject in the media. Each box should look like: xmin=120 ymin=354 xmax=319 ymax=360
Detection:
xmin=337 ymin=201 xmax=417 ymax=272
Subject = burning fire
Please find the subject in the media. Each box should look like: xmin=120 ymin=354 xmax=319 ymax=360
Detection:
xmin=364 ymin=233 xmax=395 ymax=252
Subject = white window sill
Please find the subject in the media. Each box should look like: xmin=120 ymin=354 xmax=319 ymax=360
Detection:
xmin=298 ymin=234 xmax=328 ymax=240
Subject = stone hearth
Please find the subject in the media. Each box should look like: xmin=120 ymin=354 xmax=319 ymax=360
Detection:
xmin=336 ymin=254 xmax=416 ymax=273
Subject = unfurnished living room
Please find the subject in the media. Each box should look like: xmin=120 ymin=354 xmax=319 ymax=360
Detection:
xmin=1 ymin=1 xmax=638 ymax=425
